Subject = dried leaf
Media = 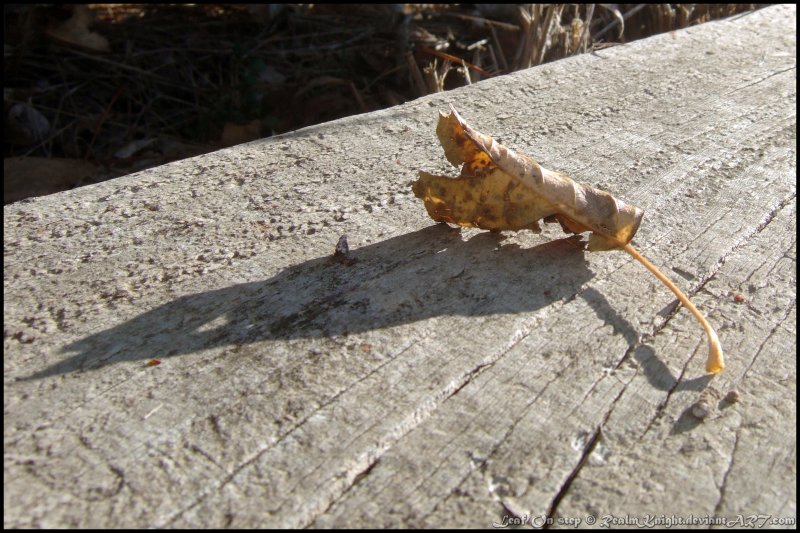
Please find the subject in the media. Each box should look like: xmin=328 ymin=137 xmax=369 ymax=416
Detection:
xmin=45 ymin=5 xmax=110 ymax=53
xmin=413 ymin=105 xmax=643 ymax=251
xmin=413 ymin=106 xmax=724 ymax=373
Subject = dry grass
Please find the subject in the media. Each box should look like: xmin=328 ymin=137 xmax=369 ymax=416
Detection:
xmin=3 ymin=4 xmax=766 ymax=200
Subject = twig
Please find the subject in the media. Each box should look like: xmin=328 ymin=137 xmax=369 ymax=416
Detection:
xmin=406 ymin=52 xmax=427 ymax=97
xmin=580 ymin=4 xmax=594 ymax=53
xmin=418 ymin=45 xmax=493 ymax=78
xmin=348 ymin=81 xmax=367 ymax=112
xmin=443 ymin=11 xmax=520 ymax=32
xmin=488 ymin=23 xmax=508 ymax=72
xmin=461 ymin=59 xmax=472 ymax=85
xmin=595 ymin=4 xmax=647 ymax=40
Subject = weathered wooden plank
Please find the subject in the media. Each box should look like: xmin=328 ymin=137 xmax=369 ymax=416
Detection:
xmin=3 ymin=5 xmax=795 ymax=528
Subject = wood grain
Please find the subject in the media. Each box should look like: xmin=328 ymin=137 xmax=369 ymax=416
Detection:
xmin=4 ymin=5 xmax=795 ymax=528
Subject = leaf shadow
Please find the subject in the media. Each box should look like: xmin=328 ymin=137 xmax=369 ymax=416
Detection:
xmin=25 ymin=224 xmax=598 ymax=380
xmin=580 ymin=287 xmax=714 ymax=393
xmin=579 ymin=283 xmax=719 ymax=436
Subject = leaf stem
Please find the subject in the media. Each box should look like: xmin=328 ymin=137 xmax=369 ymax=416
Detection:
xmin=623 ymin=243 xmax=724 ymax=373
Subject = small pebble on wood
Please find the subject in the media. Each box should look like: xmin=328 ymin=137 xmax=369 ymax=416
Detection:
xmin=725 ymin=389 xmax=741 ymax=403
xmin=691 ymin=388 xmax=720 ymax=419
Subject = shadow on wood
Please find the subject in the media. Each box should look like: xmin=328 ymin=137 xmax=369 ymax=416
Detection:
xmin=27 ymin=224 xmax=597 ymax=380
xmin=580 ymin=287 xmax=713 ymax=394
xmin=25 ymin=224 xmax=715 ymax=398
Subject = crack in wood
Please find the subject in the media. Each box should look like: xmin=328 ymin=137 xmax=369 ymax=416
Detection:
xmin=742 ymin=300 xmax=796 ymax=380
xmin=416 ymin=362 xmax=570 ymax=525
xmin=640 ymin=196 xmax=795 ymax=435
xmin=164 ymin=308 xmax=552 ymax=527
xmin=162 ymin=338 xmax=422 ymax=526
xmin=285 ymin=325 xmax=544 ymax=527
xmin=713 ymin=426 xmax=742 ymax=516
xmin=722 ymin=65 xmax=797 ymax=96
xmin=312 ymin=456 xmax=383 ymax=525
xmin=447 ymin=361 xmax=494 ymax=399
xmin=544 ymin=426 xmax=602 ymax=527
xmin=307 ymin=320 xmax=564 ymax=524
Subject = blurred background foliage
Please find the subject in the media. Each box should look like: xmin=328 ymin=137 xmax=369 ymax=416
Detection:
xmin=4 ymin=4 xmax=764 ymax=203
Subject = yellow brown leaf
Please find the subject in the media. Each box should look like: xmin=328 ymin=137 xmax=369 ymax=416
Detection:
xmin=413 ymin=105 xmax=644 ymax=251
xmin=413 ymin=106 xmax=724 ymax=373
